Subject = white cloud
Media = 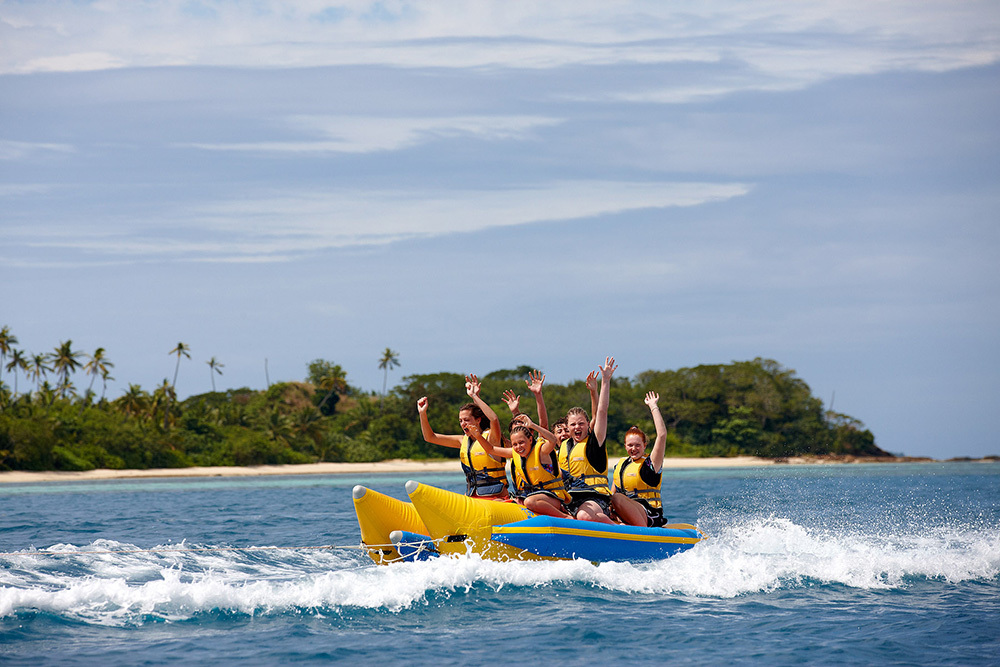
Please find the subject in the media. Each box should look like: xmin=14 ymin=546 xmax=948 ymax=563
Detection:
xmin=0 ymin=140 xmax=75 ymax=160
xmin=2 ymin=1 xmax=998 ymax=99
xmin=185 ymin=114 xmax=562 ymax=154
xmin=21 ymin=51 xmax=125 ymax=73
xmin=7 ymin=180 xmax=751 ymax=263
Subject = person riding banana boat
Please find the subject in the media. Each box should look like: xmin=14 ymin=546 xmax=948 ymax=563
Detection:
xmin=611 ymin=391 xmax=669 ymax=527
xmin=467 ymin=414 xmax=571 ymax=518
xmin=416 ymin=373 xmax=509 ymax=500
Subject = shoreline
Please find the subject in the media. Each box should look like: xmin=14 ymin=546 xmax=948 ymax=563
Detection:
xmin=0 ymin=455 xmax=970 ymax=484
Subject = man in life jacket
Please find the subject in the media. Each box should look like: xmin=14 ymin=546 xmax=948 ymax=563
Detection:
xmin=416 ymin=374 xmax=509 ymax=500
xmin=611 ymin=391 xmax=668 ymax=527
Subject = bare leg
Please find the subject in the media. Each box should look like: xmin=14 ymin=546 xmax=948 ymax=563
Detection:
xmin=524 ymin=494 xmax=570 ymax=518
xmin=574 ymin=500 xmax=616 ymax=525
xmin=611 ymin=493 xmax=649 ymax=527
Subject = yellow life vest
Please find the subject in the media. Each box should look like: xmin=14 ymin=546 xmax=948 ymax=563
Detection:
xmin=512 ymin=444 xmax=570 ymax=503
xmin=558 ymin=435 xmax=610 ymax=496
xmin=612 ymin=456 xmax=662 ymax=509
xmin=459 ymin=431 xmax=509 ymax=497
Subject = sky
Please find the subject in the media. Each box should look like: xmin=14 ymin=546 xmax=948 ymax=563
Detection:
xmin=1 ymin=1 xmax=999 ymax=458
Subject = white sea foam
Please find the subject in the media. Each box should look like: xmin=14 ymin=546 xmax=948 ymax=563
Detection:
xmin=2 ymin=520 xmax=998 ymax=625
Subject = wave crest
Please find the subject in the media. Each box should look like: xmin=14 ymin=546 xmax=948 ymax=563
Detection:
xmin=2 ymin=520 xmax=997 ymax=624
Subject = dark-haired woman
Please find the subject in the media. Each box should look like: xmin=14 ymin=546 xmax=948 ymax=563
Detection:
xmin=416 ymin=374 xmax=509 ymax=500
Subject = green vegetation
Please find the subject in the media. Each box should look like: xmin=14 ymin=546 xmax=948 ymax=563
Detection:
xmin=0 ymin=327 xmax=885 ymax=472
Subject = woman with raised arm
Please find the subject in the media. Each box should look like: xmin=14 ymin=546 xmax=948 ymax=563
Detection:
xmin=416 ymin=374 xmax=509 ymax=500
xmin=557 ymin=356 xmax=619 ymax=524
xmin=469 ymin=415 xmax=570 ymax=518
xmin=611 ymin=391 xmax=669 ymax=527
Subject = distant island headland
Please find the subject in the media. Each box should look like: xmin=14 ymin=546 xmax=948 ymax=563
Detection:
xmin=0 ymin=328 xmax=907 ymax=476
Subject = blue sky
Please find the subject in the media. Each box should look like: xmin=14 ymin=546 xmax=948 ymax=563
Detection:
xmin=2 ymin=2 xmax=998 ymax=458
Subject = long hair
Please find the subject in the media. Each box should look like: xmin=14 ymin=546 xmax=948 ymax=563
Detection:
xmin=459 ymin=402 xmax=490 ymax=430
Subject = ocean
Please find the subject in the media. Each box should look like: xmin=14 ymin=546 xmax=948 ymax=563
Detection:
xmin=1 ymin=462 xmax=998 ymax=665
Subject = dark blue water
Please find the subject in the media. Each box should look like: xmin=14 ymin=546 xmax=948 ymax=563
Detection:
xmin=2 ymin=463 xmax=998 ymax=665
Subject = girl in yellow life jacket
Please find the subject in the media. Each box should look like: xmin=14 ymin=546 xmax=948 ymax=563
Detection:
xmin=416 ymin=374 xmax=509 ymax=500
xmin=501 ymin=369 xmax=576 ymax=458
xmin=469 ymin=415 xmax=570 ymax=518
xmin=557 ymin=356 xmax=620 ymax=525
xmin=610 ymin=391 xmax=668 ymax=527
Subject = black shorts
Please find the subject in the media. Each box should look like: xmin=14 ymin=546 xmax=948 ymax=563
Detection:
xmin=635 ymin=499 xmax=665 ymax=527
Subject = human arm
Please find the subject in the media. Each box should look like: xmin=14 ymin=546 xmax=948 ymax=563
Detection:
xmin=526 ymin=369 xmax=548 ymax=429
xmin=502 ymin=389 xmax=521 ymax=418
xmin=518 ymin=415 xmax=561 ymax=458
xmin=466 ymin=374 xmax=502 ymax=446
xmin=416 ymin=396 xmax=463 ymax=448
xmin=586 ymin=370 xmax=599 ymax=431
xmin=467 ymin=422 xmax=513 ymax=459
xmin=592 ymin=356 xmax=617 ymax=445
xmin=645 ymin=391 xmax=668 ymax=473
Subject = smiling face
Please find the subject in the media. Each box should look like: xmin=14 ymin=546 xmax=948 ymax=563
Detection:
xmin=510 ymin=429 xmax=533 ymax=457
xmin=624 ymin=432 xmax=647 ymax=461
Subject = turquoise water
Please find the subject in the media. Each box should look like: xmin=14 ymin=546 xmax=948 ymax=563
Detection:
xmin=1 ymin=463 xmax=998 ymax=665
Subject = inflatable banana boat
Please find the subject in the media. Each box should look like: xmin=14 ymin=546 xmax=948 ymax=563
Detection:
xmin=353 ymin=480 xmax=704 ymax=564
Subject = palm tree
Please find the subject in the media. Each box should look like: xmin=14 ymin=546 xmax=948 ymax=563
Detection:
xmin=169 ymin=342 xmax=191 ymax=388
xmin=83 ymin=348 xmax=114 ymax=400
xmin=28 ymin=353 xmax=51 ymax=394
xmin=293 ymin=407 xmax=325 ymax=449
xmin=37 ymin=381 xmax=57 ymax=406
xmin=5 ymin=349 xmax=28 ymax=399
xmin=117 ymin=383 xmax=149 ymax=419
xmin=165 ymin=342 xmax=190 ymax=429
xmin=207 ymin=357 xmax=224 ymax=392
xmin=378 ymin=347 xmax=400 ymax=411
xmin=315 ymin=364 xmax=348 ymax=416
xmin=0 ymin=326 xmax=18 ymax=396
xmin=100 ymin=365 xmax=115 ymax=401
xmin=260 ymin=405 xmax=294 ymax=447
xmin=52 ymin=340 xmax=84 ymax=398
xmin=152 ymin=379 xmax=177 ymax=428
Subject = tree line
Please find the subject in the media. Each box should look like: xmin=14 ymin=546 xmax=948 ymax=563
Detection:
xmin=0 ymin=327 xmax=884 ymax=472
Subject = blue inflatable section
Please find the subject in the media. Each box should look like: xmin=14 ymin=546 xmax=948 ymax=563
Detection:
xmin=490 ymin=516 xmax=702 ymax=562
xmin=389 ymin=530 xmax=439 ymax=562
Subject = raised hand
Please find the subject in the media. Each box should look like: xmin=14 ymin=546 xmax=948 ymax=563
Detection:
xmin=600 ymin=356 xmax=617 ymax=379
xmin=644 ymin=391 xmax=659 ymax=410
xmin=525 ymin=370 xmax=545 ymax=394
xmin=416 ymin=396 xmax=429 ymax=413
xmin=502 ymin=389 xmax=520 ymax=413
xmin=465 ymin=374 xmax=481 ymax=398
xmin=585 ymin=370 xmax=598 ymax=394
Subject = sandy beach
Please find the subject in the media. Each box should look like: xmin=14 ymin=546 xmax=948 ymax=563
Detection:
xmin=0 ymin=455 xmax=947 ymax=484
